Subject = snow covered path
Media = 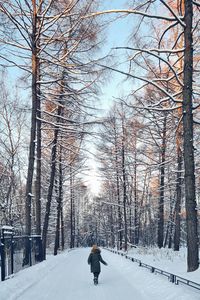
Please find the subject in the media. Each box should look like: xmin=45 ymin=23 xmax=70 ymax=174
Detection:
xmin=1 ymin=248 xmax=199 ymax=300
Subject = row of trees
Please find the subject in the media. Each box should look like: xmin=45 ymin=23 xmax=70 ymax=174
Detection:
xmin=0 ymin=0 xmax=105 ymax=261
xmin=97 ymin=1 xmax=199 ymax=271
xmin=0 ymin=0 xmax=199 ymax=273
xmin=96 ymin=101 xmax=198 ymax=252
xmin=91 ymin=0 xmax=199 ymax=272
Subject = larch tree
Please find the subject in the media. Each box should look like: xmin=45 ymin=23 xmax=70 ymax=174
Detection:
xmin=90 ymin=0 xmax=199 ymax=272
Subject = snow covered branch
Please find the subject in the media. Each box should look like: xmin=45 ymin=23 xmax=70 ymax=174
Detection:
xmin=97 ymin=63 xmax=182 ymax=104
xmin=114 ymin=46 xmax=184 ymax=87
xmin=83 ymin=9 xmax=183 ymax=22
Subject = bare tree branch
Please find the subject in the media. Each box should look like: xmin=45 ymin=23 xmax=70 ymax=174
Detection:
xmin=83 ymin=9 xmax=181 ymax=22
xmin=160 ymin=0 xmax=186 ymax=27
xmin=97 ymin=63 xmax=182 ymax=103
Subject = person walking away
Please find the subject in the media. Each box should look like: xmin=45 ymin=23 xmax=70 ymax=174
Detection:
xmin=88 ymin=245 xmax=108 ymax=285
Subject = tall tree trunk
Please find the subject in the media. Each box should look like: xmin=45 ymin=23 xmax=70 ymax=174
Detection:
xmin=54 ymin=187 xmax=61 ymax=256
xmin=42 ymin=103 xmax=62 ymax=259
xmin=35 ymin=0 xmax=42 ymax=262
xmin=54 ymin=146 xmax=64 ymax=255
xmin=163 ymin=222 xmax=169 ymax=248
xmin=157 ymin=116 xmax=167 ymax=248
xmin=35 ymin=82 xmax=42 ymax=261
xmin=133 ymin=151 xmax=139 ymax=245
xmin=173 ymin=0 xmax=183 ymax=253
xmin=121 ymin=116 xmax=128 ymax=251
xmin=59 ymin=147 xmax=64 ymax=251
xmin=168 ymin=198 xmax=174 ymax=249
xmin=122 ymin=146 xmax=127 ymax=251
xmin=174 ymin=147 xmax=182 ymax=251
xmin=42 ymin=132 xmax=58 ymax=259
xmin=61 ymin=205 xmax=65 ymax=250
xmin=163 ymin=195 xmax=174 ymax=248
xmin=35 ymin=97 xmax=41 ymax=208
xmin=113 ymin=118 xmax=122 ymax=250
xmin=7 ymin=155 xmax=15 ymax=225
xmin=70 ymin=164 xmax=75 ymax=248
xmin=24 ymin=0 xmax=38 ymax=265
xmin=183 ymin=0 xmax=199 ymax=272
xmin=25 ymin=0 xmax=37 ymax=236
xmin=110 ymin=204 xmax=115 ymax=247
xmin=129 ymin=187 xmax=133 ymax=245
xmin=116 ymin=159 xmax=122 ymax=250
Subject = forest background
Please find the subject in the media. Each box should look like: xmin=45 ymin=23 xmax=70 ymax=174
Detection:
xmin=0 ymin=0 xmax=199 ymax=273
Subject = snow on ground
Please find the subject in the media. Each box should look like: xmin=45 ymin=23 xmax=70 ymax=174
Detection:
xmin=0 ymin=248 xmax=199 ymax=300
xmin=124 ymin=246 xmax=200 ymax=284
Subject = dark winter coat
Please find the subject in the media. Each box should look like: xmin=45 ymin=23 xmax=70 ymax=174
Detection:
xmin=88 ymin=249 xmax=107 ymax=273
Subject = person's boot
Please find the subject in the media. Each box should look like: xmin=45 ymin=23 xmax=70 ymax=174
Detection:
xmin=94 ymin=277 xmax=98 ymax=285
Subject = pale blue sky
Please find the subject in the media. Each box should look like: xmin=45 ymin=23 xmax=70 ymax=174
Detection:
xmin=96 ymin=0 xmax=135 ymax=114
xmin=87 ymin=0 xmax=136 ymax=195
xmin=0 ymin=0 xmax=136 ymax=195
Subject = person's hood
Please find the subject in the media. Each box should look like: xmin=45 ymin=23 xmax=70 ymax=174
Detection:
xmin=91 ymin=245 xmax=101 ymax=253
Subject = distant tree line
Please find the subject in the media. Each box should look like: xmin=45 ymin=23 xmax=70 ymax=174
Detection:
xmin=0 ymin=0 xmax=199 ymax=273
xmin=0 ymin=0 xmax=104 ymax=262
xmin=91 ymin=0 xmax=199 ymax=272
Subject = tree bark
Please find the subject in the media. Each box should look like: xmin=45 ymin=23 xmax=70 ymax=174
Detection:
xmin=59 ymin=148 xmax=64 ymax=251
xmin=24 ymin=0 xmax=38 ymax=265
xmin=121 ymin=114 xmax=128 ymax=251
xmin=113 ymin=118 xmax=123 ymax=250
xmin=133 ymin=150 xmax=139 ymax=245
xmin=35 ymin=0 xmax=42 ymax=262
xmin=157 ymin=116 xmax=167 ymax=248
xmin=54 ymin=146 xmax=64 ymax=255
xmin=70 ymin=164 xmax=75 ymax=248
xmin=42 ymin=102 xmax=62 ymax=259
xmin=183 ymin=0 xmax=199 ymax=272
xmin=54 ymin=188 xmax=61 ymax=256
xmin=61 ymin=205 xmax=65 ymax=251
xmin=174 ymin=148 xmax=182 ymax=251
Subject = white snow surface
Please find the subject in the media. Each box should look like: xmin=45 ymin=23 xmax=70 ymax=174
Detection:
xmin=0 ymin=247 xmax=199 ymax=300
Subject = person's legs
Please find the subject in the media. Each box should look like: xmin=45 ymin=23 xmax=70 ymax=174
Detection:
xmin=93 ymin=272 xmax=99 ymax=284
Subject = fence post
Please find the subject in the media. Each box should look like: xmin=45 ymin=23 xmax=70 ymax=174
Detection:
xmin=0 ymin=235 xmax=5 ymax=281
xmin=38 ymin=237 xmax=43 ymax=262
xmin=170 ymin=274 xmax=175 ymax=283
xmin=11 ymin=234 xmax=14 ymax=275
xmin=29 ymin=237 xmax=32 ymax=267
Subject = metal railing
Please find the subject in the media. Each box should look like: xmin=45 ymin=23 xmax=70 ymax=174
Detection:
xmin=106 ymin=248 xmax=200 ymax=292
xmin=0 ymin=227 xmax=43 ymax=281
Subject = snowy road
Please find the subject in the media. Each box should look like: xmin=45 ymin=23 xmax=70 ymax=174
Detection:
xmin=1 ymin=248 xmax=199 ymax=300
